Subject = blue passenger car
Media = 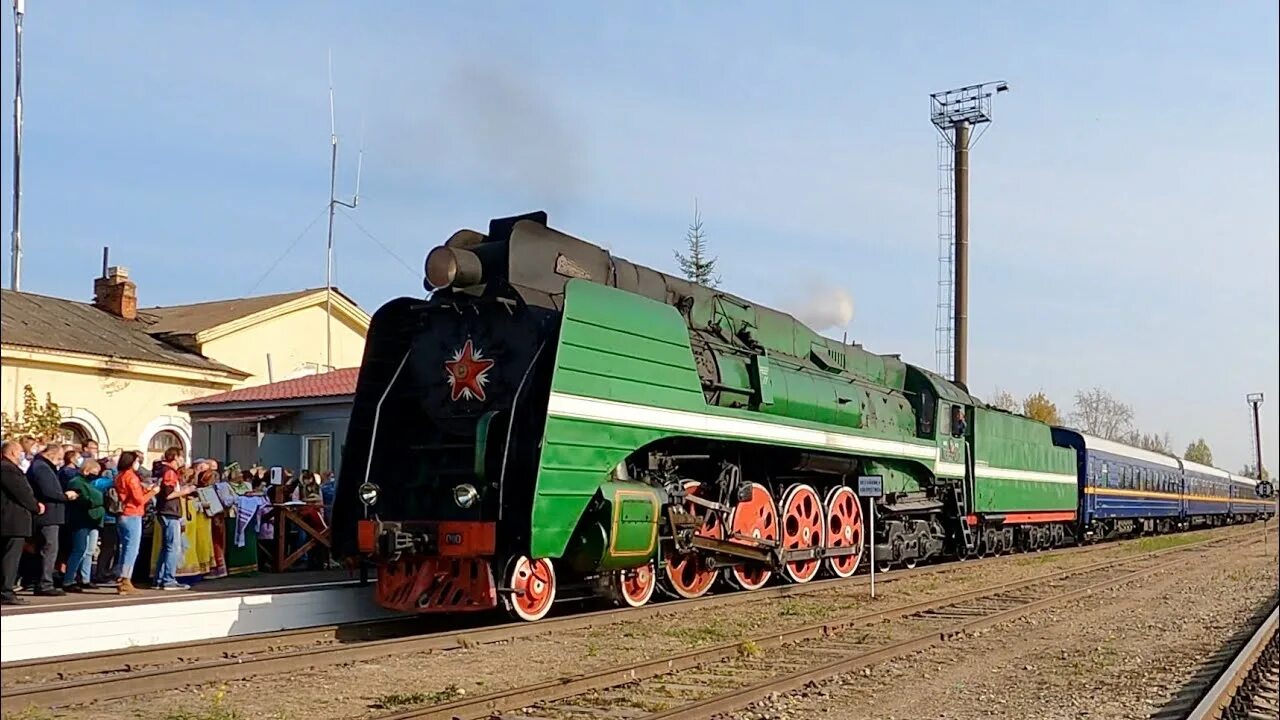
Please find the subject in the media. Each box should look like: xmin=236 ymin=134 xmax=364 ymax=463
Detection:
xmin=1227 ymin=474 xmax=1274 ymax=519
xmin=1181 ymin=460 xmax=1231 ymax=524
xmin=1052 ymin=429 xmax=1182 ymax=539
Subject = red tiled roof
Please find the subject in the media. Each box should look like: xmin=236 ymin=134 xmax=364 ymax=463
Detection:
xmin=177 ymin=367 xmax=360 ymax=407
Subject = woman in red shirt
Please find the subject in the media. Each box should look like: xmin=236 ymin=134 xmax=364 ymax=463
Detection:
xmin=113 ymin=451 xmax=157 ymax=594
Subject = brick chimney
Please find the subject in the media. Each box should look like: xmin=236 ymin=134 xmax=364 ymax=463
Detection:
xmin=93 ymin=266 xmax=138 ymax=321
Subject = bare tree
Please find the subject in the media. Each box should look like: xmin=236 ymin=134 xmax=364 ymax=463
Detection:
xmin=1069 ymin=387 xmax=1135 ymax=440
xmin=988 ymin=388 xmax=1019 ymax=413
xmin=1121 ymin=430 xmax=1173 ymax=454
xmin=673 ymin=199 xmax=720 ymax=288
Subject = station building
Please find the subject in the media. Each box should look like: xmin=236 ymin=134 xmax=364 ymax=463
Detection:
xmin=177 ymin=367 xmax=359 ymax=476
xmin=0 ymin=265 xmax=369 ymax=463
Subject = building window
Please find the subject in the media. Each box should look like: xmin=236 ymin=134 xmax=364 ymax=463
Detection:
xmin=145 ymin=430 xmax=185 ymax=465
xmin=58 ymin=422 xmax=91 ymax=448
xmin=304 ymin=434 xmax=332 ymax=474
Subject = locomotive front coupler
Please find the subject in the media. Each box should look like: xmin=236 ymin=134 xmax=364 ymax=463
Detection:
xmin=372 ymin=522 xmax=435 ymax=558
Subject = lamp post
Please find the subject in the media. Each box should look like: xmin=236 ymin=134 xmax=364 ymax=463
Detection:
xmin=1247 ymin=393 xmax=1265 ymax=479
xmin=930 ymin=81 xmax=1009 ymax=387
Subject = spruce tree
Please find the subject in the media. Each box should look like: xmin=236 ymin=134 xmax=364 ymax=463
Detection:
xmin=673 ymin=200 xmax=720 ymax=288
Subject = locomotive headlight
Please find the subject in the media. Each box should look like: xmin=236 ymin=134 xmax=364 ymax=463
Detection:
xmin=358 ymin=482 xmax=380 ymax=506
xmin=453 ymin=483 xmax=480 ymax=509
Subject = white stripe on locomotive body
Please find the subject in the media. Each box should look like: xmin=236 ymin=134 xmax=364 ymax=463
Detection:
xmin=974 ymin=465 xmax=1078 ymax=485
xmin=546 ymin=392 xmax=1076 ymax=486
xmin=1081 ymin=434 xmax=1181 ymax=469
xmin=1229 ymin=474 xmax=1258 ymax=487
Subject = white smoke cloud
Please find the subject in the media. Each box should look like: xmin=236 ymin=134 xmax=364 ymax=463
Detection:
xmin=790 ymin=282 xmax=855 ymax=333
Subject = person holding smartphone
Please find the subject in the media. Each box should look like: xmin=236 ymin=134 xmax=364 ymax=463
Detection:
xmin=153 ymin=447 xmax=195 ymax=591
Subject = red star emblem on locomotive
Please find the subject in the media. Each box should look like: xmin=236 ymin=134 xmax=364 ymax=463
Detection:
xmin=444 ymin=339 xmax=496 ymax=402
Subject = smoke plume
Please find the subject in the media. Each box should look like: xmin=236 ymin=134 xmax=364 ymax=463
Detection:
xmin=441 ymin=62 xmax=583 ymax=207
xmin=790 ymin=282 xmax=855 ymax=334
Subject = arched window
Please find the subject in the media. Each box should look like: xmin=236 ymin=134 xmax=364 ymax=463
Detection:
xmin=58 ymin=422 xmax=91 ymax=448
xmin=146 ymin=430 xmax=185 ymax=464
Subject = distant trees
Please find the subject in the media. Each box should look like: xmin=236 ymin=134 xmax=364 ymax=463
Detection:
xmin=1240 ymin=463 xmax=1270 ymax=481
xmin=981 ymin=384 xmax=1237 ymax=468
xmin=1021 ymin=391 xmax=1061 ymax=425
xmin=1184 ymin=438 xmax=1214 ymax=466
xmin=1121 ymin=430 xmax=1173 ymax=454
xmin=986 ymin=388 xmax=1061 ymax=424
xmin=988 ymin=388 xmax=1019 ymax=413
xmin=673 ymin=200 xmax=720 ymax=288
xmin=1069 ymin=387 xmax=1135 ymax=441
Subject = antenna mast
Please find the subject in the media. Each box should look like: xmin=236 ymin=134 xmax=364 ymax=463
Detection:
xmin=10 ymin=0 xmax=25 ymax=291
xmin=324 ymin=50 xmax=362 ymax=372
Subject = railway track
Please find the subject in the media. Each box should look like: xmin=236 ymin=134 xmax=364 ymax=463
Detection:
xmin=0 ymin=525 xmax=1258 ymax=714
xmin=1173 ymin=601 xmax=1279 ymax=720
xmin=349 ymin=532 xmax=1258 ymax=720
xmin=0 ymin=532 xmax=1114 ymax=712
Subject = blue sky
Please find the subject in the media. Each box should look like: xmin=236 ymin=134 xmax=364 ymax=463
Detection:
xmin=2 ymin=2 xmax=1277 ymax=471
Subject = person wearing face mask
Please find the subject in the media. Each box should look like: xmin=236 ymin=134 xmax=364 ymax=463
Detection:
xmin=58 ymin=448 xmax=82 ymax=484
xmin=112 ymin=450 xmax=157 ymax=594
xmin=63 ymin=460 xmax=106 ymax=592
xmin=27 ymin=443 xmax=77 ymax=596
xmin=2 ymin=440 xmax=42 ymax=605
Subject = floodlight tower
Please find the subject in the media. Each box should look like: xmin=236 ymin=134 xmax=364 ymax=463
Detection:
xmin=930 ymin=81 xmax=1009 ymax=388
xmin=1247 ymin=393 xmax=1265 ymax=478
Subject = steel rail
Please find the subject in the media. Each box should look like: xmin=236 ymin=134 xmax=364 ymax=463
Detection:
xmin=1185 ymin=602 xmax=1279 ymax=720
xmin=370 ymin=533 xmax=1251 ymax=720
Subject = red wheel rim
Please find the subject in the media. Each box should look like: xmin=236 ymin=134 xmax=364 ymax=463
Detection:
xmin=616 ymin=562 xmax=656 ymax=607
xmin=780 ymin=484 xmax=824 ymax=583
xmin=824 ymin=486 xmax=863 ymax=578
xmin=662 ymin=480 xmax=724 ymax=599
xmin=727 ymin=482 xmax=778 ymax=590
xmin=507 ymin=556 xmax=555 ymax=621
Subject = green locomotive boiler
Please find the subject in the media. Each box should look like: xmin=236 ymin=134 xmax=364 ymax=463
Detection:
xmin=332 ymin=212 xmax=1077 ymax=620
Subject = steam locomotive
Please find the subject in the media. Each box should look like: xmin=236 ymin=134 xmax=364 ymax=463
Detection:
xmin=331 ymin=212 xmax=1274 ymax=621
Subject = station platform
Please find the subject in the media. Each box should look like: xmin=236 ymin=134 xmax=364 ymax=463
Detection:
xmin=0 ymin=570 xmax=401 ymax=663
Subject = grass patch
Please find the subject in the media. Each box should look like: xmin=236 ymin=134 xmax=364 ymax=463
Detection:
xmin=627 ymin=697 xmax=671 ymax=712
xmin=1015 ymin=554 xmax=1054 ymax=567
xmin=162 ymin=688 xmax=245 ymax=720
xmin=738 ymin=639 xmax=764 ymax=658
xmin=371 ymin=684 xmax=465 ymax=710
xmin=665 ymin=623 xmax=736 ymax=645
xmin=778 ymin=600 xmax=831 ymax=620
xmin=3 ymin=707 xmax=55 ymax=720
xmin=1125 ymin=532 xmax=1207 ymax=554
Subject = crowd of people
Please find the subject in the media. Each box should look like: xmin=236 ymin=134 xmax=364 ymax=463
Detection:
xmin=0 ymin=435 xmax=337 ymax=606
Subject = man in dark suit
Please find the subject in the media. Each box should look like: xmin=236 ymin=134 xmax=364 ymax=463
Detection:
xmin=2 ymin=440 xmax=41 ymax=605
xmin=26 ymin=443 xmax=75 ymax=596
